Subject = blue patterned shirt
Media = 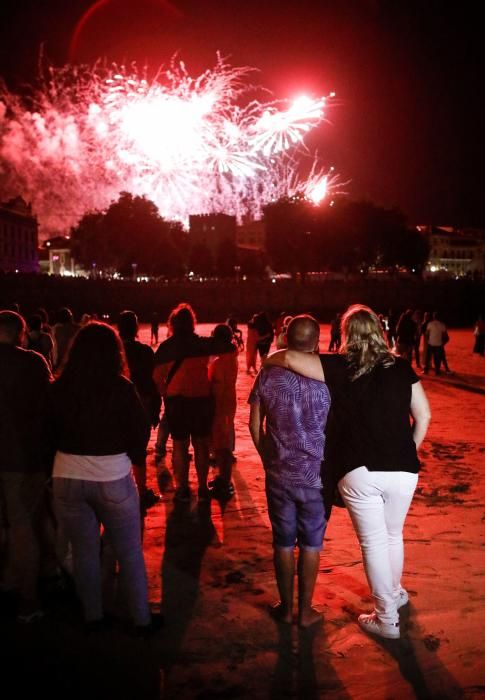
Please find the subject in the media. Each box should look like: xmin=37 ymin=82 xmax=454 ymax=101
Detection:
xmin=249 ymin=366 xmax=331 ymax=488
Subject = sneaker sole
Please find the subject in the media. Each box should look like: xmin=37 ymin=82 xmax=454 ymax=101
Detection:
xmin=358 ymin=619 xmax=400 ymax=640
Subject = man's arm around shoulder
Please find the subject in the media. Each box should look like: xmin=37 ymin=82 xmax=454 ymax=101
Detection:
xmin=264 ymin=349 xmax=325 ymax=381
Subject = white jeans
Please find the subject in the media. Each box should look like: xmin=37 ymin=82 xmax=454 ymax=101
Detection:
xmin=338 ymin=466 xmax=418 ymax=625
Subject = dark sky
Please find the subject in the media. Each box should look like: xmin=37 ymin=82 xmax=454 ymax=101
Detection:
xmin=1 ymin=0 xmax=484 ymax=225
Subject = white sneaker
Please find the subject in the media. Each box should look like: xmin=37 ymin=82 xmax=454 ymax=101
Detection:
xmin=397 ymin=588 xmax=409 ymax=609
xmin=358 ymin=612 xmax=400 ymax=639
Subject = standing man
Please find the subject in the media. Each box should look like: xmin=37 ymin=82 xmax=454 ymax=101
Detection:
xmin=117 ymin=310 xmax=161 ymax=511
xmin=52 ymin=307 xmax=79 ymax=370
xmin=249 ymin=315 xmax=331 ymax=628
xmin=0 ymin=311 xmax=52 ymax=621
xmin=423 ymin=311 xmax=449 ymax=376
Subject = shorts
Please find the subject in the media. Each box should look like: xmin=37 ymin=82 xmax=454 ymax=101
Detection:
xmin=164 ymin=395 xmax=214 ymax=441
xmin=265 ymin=475 xmax=327 ymax=551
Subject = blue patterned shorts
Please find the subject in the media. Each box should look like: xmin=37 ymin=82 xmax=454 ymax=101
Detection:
xmin=265 ymin=474 xmax=328 ymax=550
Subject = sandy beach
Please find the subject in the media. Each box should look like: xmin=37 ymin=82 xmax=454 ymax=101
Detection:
xmin=4 ymin=324 xmax=484 ymax=700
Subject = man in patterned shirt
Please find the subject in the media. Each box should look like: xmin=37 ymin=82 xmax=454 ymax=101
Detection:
xmin=249 ymin=315 xmax=331 ymax=628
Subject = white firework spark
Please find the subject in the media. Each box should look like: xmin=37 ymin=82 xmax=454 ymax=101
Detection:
xmin=0 ymin=57 xmax=337 ymax=235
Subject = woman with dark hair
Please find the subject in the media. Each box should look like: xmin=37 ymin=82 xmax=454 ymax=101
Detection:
xmin=265 ymin=304 xmax=431 ymax=639
xmin=49 ymin=322 xmax=155 ymax=633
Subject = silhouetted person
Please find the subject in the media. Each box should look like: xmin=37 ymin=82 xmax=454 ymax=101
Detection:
xmin=328 ymin=314 xmax=342 ymax=352
xmin=254 ymin=311 xmax=274 ymax=360
xmin=26 ymin=314 xmax=55 ymax=369
xmin=117 ymin=310 xmax=161 ymax=511
xmin=473 ymin=315 xmax=485 ymax=356
xmin=0 ymin=310 xmax=52 ymax=622
xmin=246 ymin=314 xmax=259 ymax=375
xmin=208 ymin=324 xmax=238 ymax=500
xmin=396 ymin=310 xmax=417 ymax=363
xmin=423 ymin=311 xmax=450 ymax=376
xmin=53 ymin=307 xmax=79 ymax=370
xmin=150 ymin=312 xmax=160 ymax=346
xmin=226 ymin=316 xmax=244 ymax=351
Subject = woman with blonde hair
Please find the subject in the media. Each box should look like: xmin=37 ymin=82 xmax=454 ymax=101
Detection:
xmin=265 ymin=304 xmax=431 ymax=639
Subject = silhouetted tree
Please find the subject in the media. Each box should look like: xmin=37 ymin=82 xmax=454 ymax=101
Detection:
xmin=264 ymin=194 xmax=319 ymax=274
xmin=264 ymin=195 xmax=426 ymax=274
xmin=70 ymin=192 xmax=186 ymax=277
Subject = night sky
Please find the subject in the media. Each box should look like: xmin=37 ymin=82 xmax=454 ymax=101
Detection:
xmin=0 ymin=0 xmax=483 ymax=226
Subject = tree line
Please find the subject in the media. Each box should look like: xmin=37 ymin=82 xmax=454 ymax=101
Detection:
xmin=69 ymin=192 xmax=429 ymax=278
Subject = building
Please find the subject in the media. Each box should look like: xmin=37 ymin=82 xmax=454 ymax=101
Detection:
xmin=236 ymin=218 xmax=266 ymax=252
xmin=40 ymin=236 xmax=75 ymax=276
xmin=417 ymin=225 xmax=485 ymax=278
xmin=189 ymin=214 xmax=237 ymax=255
xmin=0 ymin=196 xmax=39 ymax=272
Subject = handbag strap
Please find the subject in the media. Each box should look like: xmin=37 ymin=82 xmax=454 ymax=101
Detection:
xmin=165 ymin=357 xmax=184 ymax=389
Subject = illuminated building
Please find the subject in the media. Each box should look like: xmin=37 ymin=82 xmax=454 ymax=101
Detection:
xmin=42 ymin=236 xmax=75 ymax=276
xmin=417 ymin=225 xmax=485 ymax=277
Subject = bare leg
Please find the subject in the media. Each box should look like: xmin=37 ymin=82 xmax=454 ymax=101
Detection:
xmin=272 ymin=548 xmax=294 ymax=624
xmin=193 ymin=437 xmax=210 ymax=495
xmin=172 ymin=439 xmax=190 ymax=490
xmin=297 ymin=549 xmax=322 ymax=628
xmin=216 ymin=448 xmax=233 ymax=485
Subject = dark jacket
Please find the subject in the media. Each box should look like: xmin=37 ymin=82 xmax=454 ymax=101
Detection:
xmin=122 ymin=339 xmax=161 ymax=426
xmin=0 ymin=344 xmax=52 ymax=472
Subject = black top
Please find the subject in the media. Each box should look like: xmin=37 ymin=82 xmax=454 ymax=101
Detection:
xmin=123 ymin=339 xmax=160 ymax=425
xmin=320 ymin=354 xmax=420 ymax=480
xmin=0 ymin=345 xmax=52 ymax=472
xmin=396 ymin=316 xmax=417 ymax=345
xmin=47 ymin=375 xmax=149 ymax=467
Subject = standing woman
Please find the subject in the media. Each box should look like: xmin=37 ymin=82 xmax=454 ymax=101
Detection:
xmin=49 ymin=322 xmax=154 ymax=633
xmin=265 ymin=304 xmax=431 ymax=639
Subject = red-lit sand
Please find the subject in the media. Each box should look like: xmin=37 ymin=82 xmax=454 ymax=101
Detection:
xmin=137 ymin=324 xmax=484 ymax=699
xmin=5 ymin=325 xmax=483 ymax=699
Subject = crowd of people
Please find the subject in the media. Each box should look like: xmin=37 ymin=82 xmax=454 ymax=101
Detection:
xmin=0 ymin=299 xmax=477 ymax=642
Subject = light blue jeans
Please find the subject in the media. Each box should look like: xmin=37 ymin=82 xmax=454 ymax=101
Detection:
xmin=53 ymin=473 xmax=150 ymax=625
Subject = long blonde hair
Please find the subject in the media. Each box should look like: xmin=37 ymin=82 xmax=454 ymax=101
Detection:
xmin=340 ymin=304 xmax=395 ymax=380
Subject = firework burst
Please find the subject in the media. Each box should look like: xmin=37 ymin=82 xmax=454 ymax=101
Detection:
xmin=0 ymin=57 xmax=339 ymax=234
